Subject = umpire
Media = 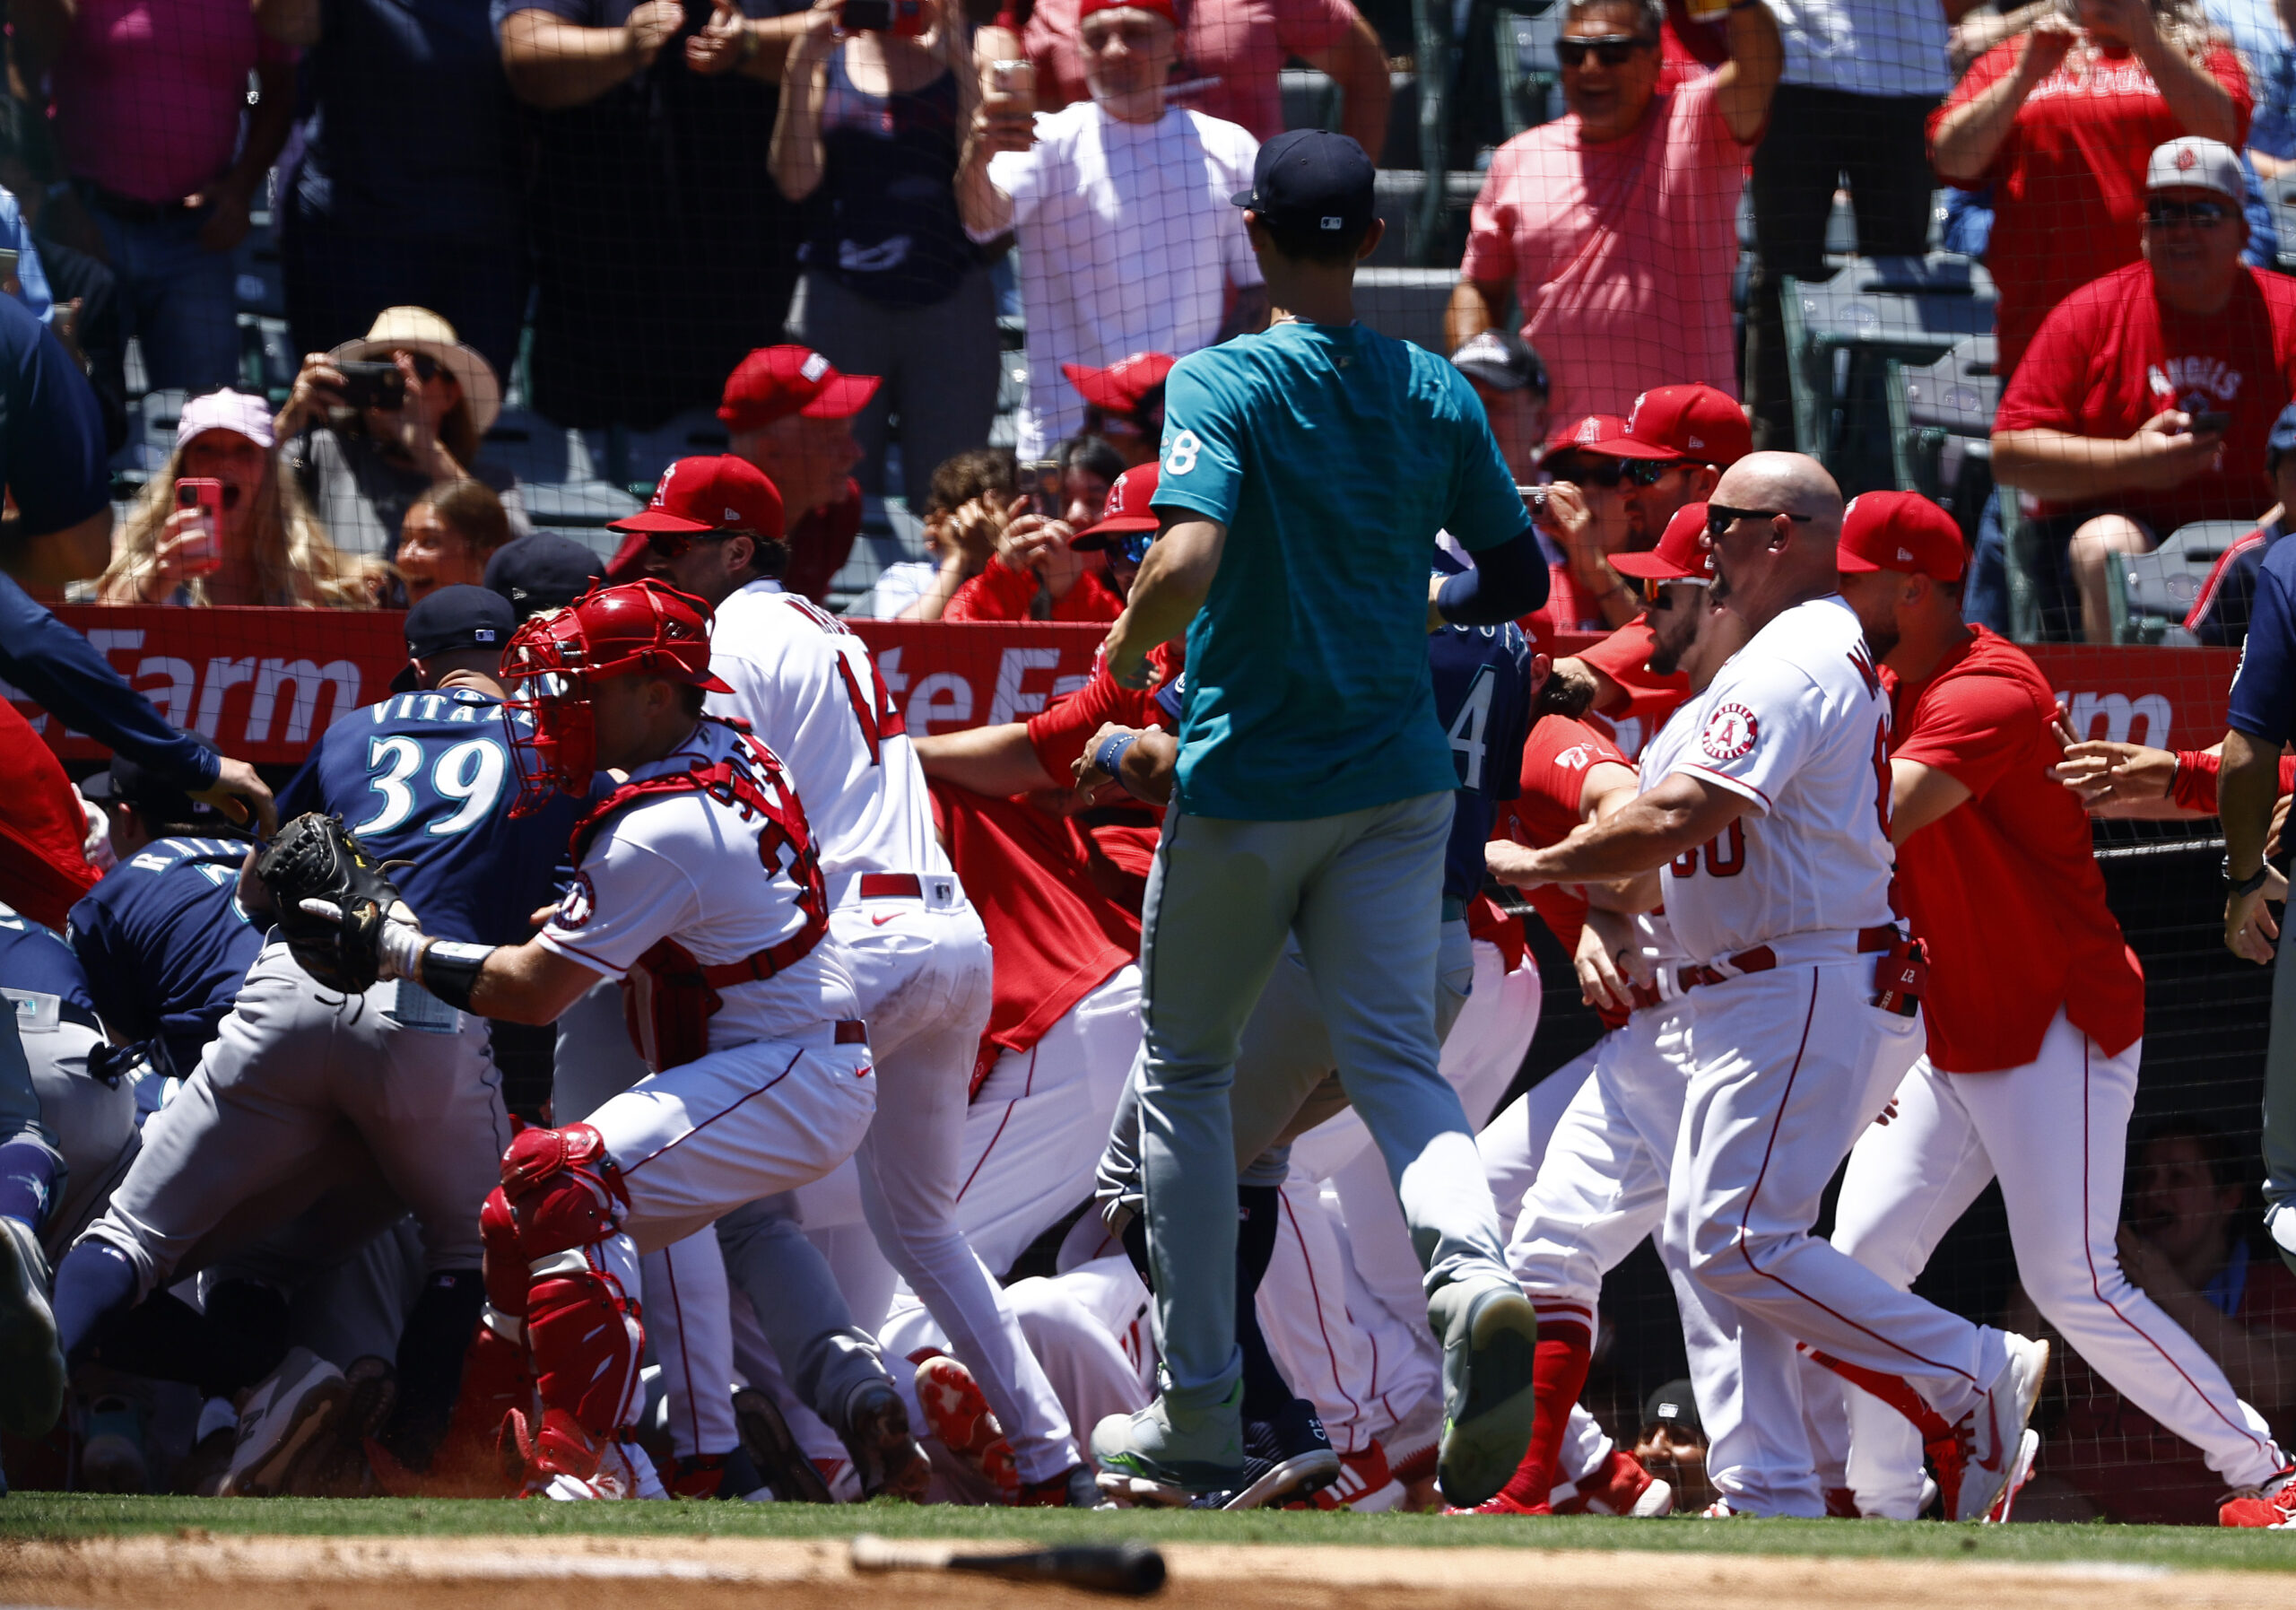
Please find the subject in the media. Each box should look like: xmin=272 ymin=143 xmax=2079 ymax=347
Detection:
xmin=1092 ymin=129 xmax=1550 ymax=1508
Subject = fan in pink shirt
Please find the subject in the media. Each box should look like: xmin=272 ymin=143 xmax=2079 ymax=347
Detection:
xmin=1445 ymin=0 xmax=1780 ymax=432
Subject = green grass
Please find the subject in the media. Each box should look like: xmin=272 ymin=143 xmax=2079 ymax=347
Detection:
xmin=3 ymin=1494 xmax=2295 ymax=1572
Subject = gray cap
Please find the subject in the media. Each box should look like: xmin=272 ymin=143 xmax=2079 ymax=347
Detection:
xmin=1449 ymin=330 xmax=1549 ymax=396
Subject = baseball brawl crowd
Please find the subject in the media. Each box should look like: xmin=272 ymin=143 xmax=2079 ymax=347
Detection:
xmin=6 ymin=0 xmax=2296 ymax=1536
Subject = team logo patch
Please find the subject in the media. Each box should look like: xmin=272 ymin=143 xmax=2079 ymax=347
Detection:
xmin=558 ymin=873 xmax=596 ymax=929
xmin=1700 ymin=702 xmax=1759 ymax=761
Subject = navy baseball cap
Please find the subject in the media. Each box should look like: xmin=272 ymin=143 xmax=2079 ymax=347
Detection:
xmin=485 ymin=533 xmax=605 ymax=621
xmin=407 ymin=584 xmax=517 ymax=660
xmin=2270 ymin=402 xmax=2296 ymax=461
xmin=81 ymin=731 xmax=230 ymax=830
xmin=1231 ymin=129 xmax=1376 ymax=239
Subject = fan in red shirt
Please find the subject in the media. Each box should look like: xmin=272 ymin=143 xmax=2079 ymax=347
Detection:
xmin=1993 ymin=136 xmax=2296 ymax=643
xmin=1826 ymin=490 xmax=2294 ymax=1526
xmin=1929 ymin=12 xmax=2249 ymax=380
xmin=945 ymin=437 xmax=1131 ymax=623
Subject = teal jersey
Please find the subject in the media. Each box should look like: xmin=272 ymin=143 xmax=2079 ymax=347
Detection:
xmin=1151 ymin=320 xmax=1530 ymax=821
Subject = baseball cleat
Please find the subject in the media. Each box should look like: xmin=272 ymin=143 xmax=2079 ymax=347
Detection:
xmin=1700 ymin=1496 xmax=1754 ymax=1518
xmin=304 ymin=1355 xmax=395 ymax=1497
xmin=2220 ymin=1464 xmax=2296 ymax=1527
xmin=734 ymin=1387 xmax=833 ymax=1503
xmin=1186 ymin=1397 xmax=1340 ymax=1511
xmin=219 ymin=1347 xmax=349 ymax=1497
xmin=839 ymin=1379 xmax=932 ymax=1502
xmin=1981 ymin=1428 xmax=2039 ymax=1525
xmin=1091 ymin=1377 xmax=1246 ymax=1501
xmin=78 ymin=1393 xmax=152 ymax=1493
xmin=914 ymin=1354 xmax=1019 ymax=1498
xmin=1426 ymin=1276 xmax=1540 ymax=1509
xmin=1554 ymin=1447 xmax=1674 ymax=1517
xmin=1933 ymin=1333 xmax=2048 ymax=1522
xmin=1014 ymin=1464 xmax=1104 ymax=1507
xmin=1296 ymin=1440 xmax=1402 ymax=1512
xmin=0 ymin=1215 xmax=64 ymax=1439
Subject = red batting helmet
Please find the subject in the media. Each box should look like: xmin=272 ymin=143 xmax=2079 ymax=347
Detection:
xmin=500 ymin=579 xmax=733 ymax=813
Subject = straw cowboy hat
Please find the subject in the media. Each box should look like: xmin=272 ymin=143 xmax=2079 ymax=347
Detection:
xmin=328 ymin=307 xmax=501 ymax=433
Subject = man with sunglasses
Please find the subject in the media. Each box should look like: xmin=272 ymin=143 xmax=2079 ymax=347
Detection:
xmin=604 ymin=455 xmax=1097 ymax=1504
xmin=1994 ymin=137 xmax=2296 ymax=642
xmin=1446 ymin=0 xmax=1780 ymax=431
xmin=1492 ymin=452 xmax=2053 ymax=1520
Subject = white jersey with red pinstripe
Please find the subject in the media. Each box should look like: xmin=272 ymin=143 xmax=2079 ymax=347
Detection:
xmin=1657 ymin=596 xmax=1894 ymax=965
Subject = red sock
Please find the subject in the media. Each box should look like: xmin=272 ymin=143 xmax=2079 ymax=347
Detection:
xmin=1491 ymin=1320 xmax=1592 ymax=1510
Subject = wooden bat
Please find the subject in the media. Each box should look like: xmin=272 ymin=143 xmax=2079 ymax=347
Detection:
xmin=848 ymin=1534 xmax=1167 ymax=1597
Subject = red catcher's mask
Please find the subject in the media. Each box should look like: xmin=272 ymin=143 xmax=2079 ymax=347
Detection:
xmin=500 ymin=579 xmax=732 ymax=814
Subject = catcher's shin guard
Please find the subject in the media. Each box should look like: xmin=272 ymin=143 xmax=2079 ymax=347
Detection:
xmin=526 ymin=1248 xmax=644 ymax=1452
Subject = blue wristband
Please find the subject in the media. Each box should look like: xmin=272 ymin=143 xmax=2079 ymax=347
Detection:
xmin=1091 ymin=731 xmax=1140 ymax=783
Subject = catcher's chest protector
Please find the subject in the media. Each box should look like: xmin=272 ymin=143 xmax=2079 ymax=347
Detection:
xmin=570 ymin=720 xmax=830 ymax=1071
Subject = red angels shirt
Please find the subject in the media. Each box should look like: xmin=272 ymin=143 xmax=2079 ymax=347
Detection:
xmin=0 ymin=701 xmax=99 ymax=931
xmin=1577 ymin=615 xmax=1692 ymax=739
xmin=1932 ymin=40 xmax=2250 ymax=376
xmin=1495 ymin=714 xmax=1631 ymax=1014
xmin=1024 ymin=641 xmax=1181 ymax=877
xmin=1996 ymin=261 xmax=2296 ymax=534
xmin=1887 ymin=627 xmax=2144 ymax=1073
xmin=945 ymin=559 xmax=1125 ymax=624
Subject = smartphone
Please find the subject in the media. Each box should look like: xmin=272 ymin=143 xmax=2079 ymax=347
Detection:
xmin=985 ymin=56 xmax=1036 ymax=114
xmin=2191 ymin=410 xmax=2232 ymax=435
xmin=1023 ymin=457 xmax=1063 ymax=518
xmin=1518 ymin=483 xmax=1551 ymax=514
xmin=336 ymin=360 xmax=405 ymax=413
xmin=174 ymin=478 xmax=225 ymax=576
xmin=839 ymin=0 xmax=926 ymax=33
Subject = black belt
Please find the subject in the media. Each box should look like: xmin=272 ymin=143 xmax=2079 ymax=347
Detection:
xmin=74 ymin=178 xmax=202 ymax=225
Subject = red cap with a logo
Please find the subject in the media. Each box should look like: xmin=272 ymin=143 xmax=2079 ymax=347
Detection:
xmin=1611 ymin=502 xmax=1714 ymax=583
xmin=1063 ymin=352 xmax=1177 ymax=414
xmin=610 ymin=455 xmax=787 ymax=540
xmin=1073 ymin=462 xmax=1160 ymax=550
xmin=1545 ymin=413 xmax=1627 ymax=457
xmin=718 ymin=346 xmax=881 ymax=433
xmin=1589 ymin=384 xmax=1752 ymax=467
xmin=1838 ymin=491 xmax=1965 ymax=582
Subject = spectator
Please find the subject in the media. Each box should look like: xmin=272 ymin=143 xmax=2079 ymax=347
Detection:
xmin=852 ymin=447 xmax=1016 ymax=619
xmin=958 ymin=0 xmax=1267 ymax=458
xmin=1017 ymin=0 xmax=1392 ymax=152
xmin=1992 ymin=139 xmax=2296 ymax=641
xmin=483 ymin=531 xmax=605 ymax=620
xmin=273 ymin=308 xmax=519 ymax=562
xmin=773 ymin=0 xmax=997 ymax=509
xmin=944 ymin=433 xmax=1127 ymax=621
xmin=1534 ymin=383 xmax=1744 ymax=632
xmin=2184 ymin=401 xmax=2296 ymax=646
xmin=1064 ymin=352 xmax=1175 ymax=468
xmin=395 ymin=479 xmax=517 ymax=607
xmin=1448 ymin=330 xmax=1550 ymax=483
xmin=13 ymin=0 xmax=293 ymax=395
xmin=259 ymin=0 xmax=526 ymax=380
xmin=2014 ymin=1119 xmax=2296 ymax=1525
xmin=1743 ymin=3 xmax=1955 ymax=449
xmin=1930 ymin=0 xmax=2249 ymax=381
xmin=491 ymin=0 xmax=803 ymax=430
xmin=99 ymin=390 xmax=378 ymax=608
xmin=2204 ymin=0 xmax=2296 ymax=181
xmin=1446 ymin=0 xmax=1782 ymax=429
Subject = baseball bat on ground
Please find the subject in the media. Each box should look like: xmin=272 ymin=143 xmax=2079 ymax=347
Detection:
xmin=848 ymin=1534 xmax=1167 ymax=1597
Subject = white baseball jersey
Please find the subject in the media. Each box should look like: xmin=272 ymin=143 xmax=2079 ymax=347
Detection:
xmin=706 ymin=580 xmax=951 ymax=889
xmin=1657 ymin=596 xmax=1894 ymax=964
xmin=538 ymin=718 xmax=860 ymax=1047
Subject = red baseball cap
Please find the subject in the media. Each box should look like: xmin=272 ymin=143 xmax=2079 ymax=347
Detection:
xmin=1611 ymin=501 xmax=1714 ymax=583
xmin=1546 ymin=413 xmax=1626 ymax=457
xmin=1588 ymin=385 xmax=1752 ymax=466
xmin=1063 ymin=352 xmax=1177 ymax=414
xmin=1838 ymin=490 xmax=1965 ymax=582
xmin=1073 ymin=462 xmax=1160 ymax=550
xmin=718 ymin=346 xmax=880 ymax=433
xmin=610 ymin=455 xmax=787 ymax=540
xmin=1078 ymin=0 xmax=1179 ymax=22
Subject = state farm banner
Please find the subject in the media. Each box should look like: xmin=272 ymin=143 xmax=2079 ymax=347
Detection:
xmin=4 ymin=607 xmax=2242 ymax=767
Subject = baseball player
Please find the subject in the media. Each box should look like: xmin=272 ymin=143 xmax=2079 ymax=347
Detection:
xmin=1826 ymin=492 xmax=2296 ymax=1527
xmin=1492 ymin=454 xmax=2049 ymax=1521
xmin=1093 ymin=128 xmax=1547 ymax=1508
xmin=291 ymin=578 xmax=880 ymax=1500
xmin=45 ymin=587 xmax=581 ymax=1486
xmin=1473 ymin=504 xmax=1748 ymax=1518
xmin=623 ymin=456 xmax=1087 ymax=1504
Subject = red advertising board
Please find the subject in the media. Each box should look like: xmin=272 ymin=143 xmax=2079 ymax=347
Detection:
xmin=4 ymin=607 xmax=2243 ymax=766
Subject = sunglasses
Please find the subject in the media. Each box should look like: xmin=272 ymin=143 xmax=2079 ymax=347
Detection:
xmin=644 ymin=528 xmax=746 ymax=559
xmin=1706 ymin=504 xmax=1815 ymax=538
xmin=1570 ymin=456 xmax=1672 ymax=490
xmin=1115 ymin=531 xmax=1153 ymax=566
xmin=1640 ymin=574 xmax=1711 ymax=606
xmin=2144 ymin=199 xmax=2234 ymax=229
xmin=393 ymin=350 xmax=442 ymax=383
xmin=1556 ymin=34 xmax=1655 ymax=67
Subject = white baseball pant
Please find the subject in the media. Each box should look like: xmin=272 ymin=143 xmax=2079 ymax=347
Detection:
xmin=16 ymin=1014 xmax=136 ymax=1261
xmin=1831 ymin=1012 xmax=2286 ymax=1516
xmin=1667 ymin=960 xmax=2006 ymax=1518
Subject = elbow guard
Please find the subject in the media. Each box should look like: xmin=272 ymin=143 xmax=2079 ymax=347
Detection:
xmin=420 ymin=941 xmax=497 ymax=1013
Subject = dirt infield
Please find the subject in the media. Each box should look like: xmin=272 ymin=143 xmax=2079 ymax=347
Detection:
xmin=0 ymin=1530 xmax=2269 ymax=1610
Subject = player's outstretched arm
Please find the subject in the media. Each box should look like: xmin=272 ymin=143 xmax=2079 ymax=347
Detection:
xmin=1886 ymin=759 xmax=1975 ymax=845
xmin=1104 ymin=517 xmax=1224 ymax=688
xmin=1488 ymin=772 xmax=1744 ymax=889
xmin=914 ymin=723 xmax=1061 ymax=797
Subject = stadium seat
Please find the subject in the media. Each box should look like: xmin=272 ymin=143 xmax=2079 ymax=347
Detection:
xmin=582 ymin=409 xmax=735 ymax=500
xmin=826 ymin=497 xmax=930 ymax=614
xmin=2105 ymin=519 xmax=2251 ymax=646
xmin=1355 ymin=267 xmax=1460 ymax=352
xmin=1886 ymin=335 xmax=1999 ymax=540
xmin=1780 ymin=254 xmax=1996 ymax=494
xmin=484 ymin=407 xmax=643 ymax=540
xmin=1282 ymin=67 xmax=1342 ymax=135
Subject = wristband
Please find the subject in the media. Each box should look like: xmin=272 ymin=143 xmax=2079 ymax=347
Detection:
xmin=1091 ymin=731 xmax=1140 ymax=788
xmin=2170 ymin=748 xmax=2219 ymax=814
xmin=418 ymin=940 xmax=497 ymax=1012
xmin=737 ymin=21 xmax=760 ymax=62
xmin=2226 ymin=857 xmax=2269 ymax=899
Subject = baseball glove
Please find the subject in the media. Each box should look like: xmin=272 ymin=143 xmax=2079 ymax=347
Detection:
xmin=257 ymin=812 xmax=413 ymax=995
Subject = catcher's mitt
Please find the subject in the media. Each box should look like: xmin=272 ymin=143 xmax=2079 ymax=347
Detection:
xmin=257 ymin=813 xmax=413 ymax=995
